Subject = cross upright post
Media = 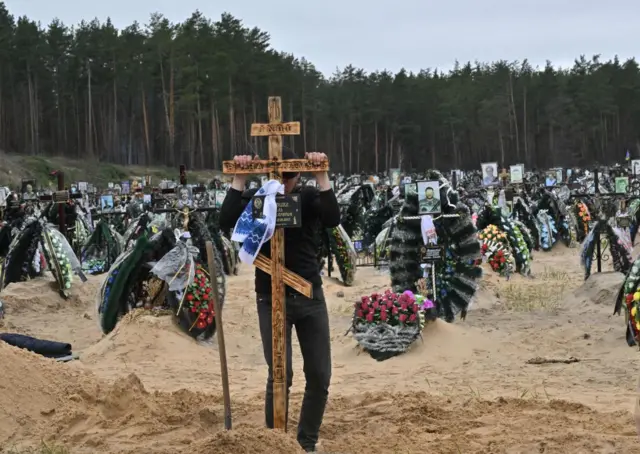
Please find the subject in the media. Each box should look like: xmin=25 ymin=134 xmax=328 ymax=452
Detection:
xmin=222 ymin=96 xmax=328 ymax=430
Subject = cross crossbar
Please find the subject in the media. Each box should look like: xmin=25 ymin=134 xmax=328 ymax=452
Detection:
xmin=222 ymin=159 xmax=328 ymax=175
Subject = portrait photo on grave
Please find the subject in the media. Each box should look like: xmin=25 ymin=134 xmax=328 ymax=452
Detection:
xmin=100 ymin=194 xmax=114 ymax=210
xmin=481 ymin=162 xmax=498 ymax=186
xmin=404 ymin=182 xmax=417 ymax=197
xmin=509 ymin=164 xmax=524 ymax=184
xmin=390 ymin=168 xmax=401 ymax=186
xmin=633 ymin=160 xmax=640 ymax=176
xmin=417 ymin=181 xmax=442 ymax=215
xmin=545 ymin=171 xmax=557 ymax=187
xmin=615 ymin=176 xmax=629 ymax=194
xmin=555 ymin=168 xmax=563 ymax=183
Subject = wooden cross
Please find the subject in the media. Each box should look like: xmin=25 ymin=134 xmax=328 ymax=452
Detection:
xmin=222 ymin=96 xmax=328 ymax=430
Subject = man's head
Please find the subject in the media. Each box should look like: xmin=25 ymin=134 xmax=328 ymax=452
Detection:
xmin=425 ymin=187 xmax=435 ymax=200
xmin=282 ymin=148 xmax=300 ymax=193
xmin=484 ymin=166 xmax=494 ymax=176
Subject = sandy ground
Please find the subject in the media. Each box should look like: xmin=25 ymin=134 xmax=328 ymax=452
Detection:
xmin=1 ymin=244 xmax=639 ymax=453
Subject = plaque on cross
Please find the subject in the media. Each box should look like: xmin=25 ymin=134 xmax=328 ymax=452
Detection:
xmin=222 ymin=96 xmax=328 ymax=431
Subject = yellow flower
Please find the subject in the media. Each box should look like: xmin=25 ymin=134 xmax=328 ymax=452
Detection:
xmin=634 ymin=292 xmax=640 ymax=302
xmin=632 ymin=307 xmax=638 ymax=317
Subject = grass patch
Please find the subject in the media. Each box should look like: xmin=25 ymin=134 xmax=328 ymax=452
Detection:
xmin=0 ymin=151 xmax=220 ymax=188
xmin=499 ymin=267 xmax=572 ymax=312
xmin=4 ymin=441 xmax=70 ymax=454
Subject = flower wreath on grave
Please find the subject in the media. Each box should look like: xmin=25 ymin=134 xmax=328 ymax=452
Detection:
xmin=574 ymin=201 xmax=592 ymax=241
xmin=477 ymin=205 xmax=531 ymax=275
xmin=348 ymin=288 xmax=435 ymax=361
xmin=536 ymin=209 xmax=557 ymax=251
xmin=81 ymin=219 xmax=123 ymax=275
xmin=98 ymin=224 xmax=225 ymax=340
xmin=615 ymin=260 xmax=640 ymax=347
xmin=581 ymin=217 xmax=632 ymax=280
xmin=388 ymin=169 xmax=482 ymax=323
xmin=511 ymin=197 xmax=540 ymax=251
xmin=1 ymin=218 xmax=80 ymax=296
xmin=328 ymin=225 xmax=357 ymax=286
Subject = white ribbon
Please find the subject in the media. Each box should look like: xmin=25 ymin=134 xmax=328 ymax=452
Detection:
xmin=232 ymin=179 xmax=283 ymax=265
xmin=421 ymin=215 xmax=438 ymax=245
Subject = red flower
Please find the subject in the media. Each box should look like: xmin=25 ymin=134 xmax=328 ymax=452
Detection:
xmin=207 ymin=316 xmax=214 ymax=324
xmin=412 ymin=304 xmax=419 ymax=312
xmin=409 ymin=314 xmax=417 ymax=322
xmin=391 ymin=306 xmax=399 ymax=315
xmin=399 ymin=314 xmax=407 ymax=323
xmin=186 ymin=294 xmax=193 ymax=301
xmin=400 ymin=303 xmax=408 ymax=311
xmin=626 ymin=294 xmax=634 ymax=303
xmin=366 ymin=313 xmax=374 ymax=323
xmin=199 ymin=312 xmax=207 ymax=319
xmin=356 ymin=310 xmax=363 ymax=318
xmin=190 ymin=307 xmax=197 ymax=312
xmin=360 ymin=302 xmax=368 ymax=311
xmin=372 ymin=301 xmax=379 ymax=310
xmin=361 ymin=296 xmax=371 ymax=304
xmin=380 ymin=310 xmax=388 ymax=321
xmin=196 ymin=320 xmax=207 ymax=329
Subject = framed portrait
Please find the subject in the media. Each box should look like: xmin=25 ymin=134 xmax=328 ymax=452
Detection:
xmin=121 ymin=181 xmax=130 ymax=194
xmin=545 ymin=171 xmax=557 ymax=187
xmin=351 ymin=175 xmax=361 ymax=185
xmin=509 ymin=164 xmax=524 ymax=184
xmin=403 ymin=176 xmax=412 ymax=184
xmin=389 ymin=168 xmax=401 ymax=186
xmin=404 ymin=182 xmax=417 ymax=197
xmin=417 ymin=181 xmax=442 ymax=215
xmin=143 ymin=194 xmax=151 ymax=204
xmin=215 ymin=190 xmax=226 ymax=208
xmin=481 ymin=162 xmax=498 ymax=187
xmin=632 ymin=160 xmax=640 ymax=176
xmin=100 ymin=194 xmax=114 ymax=211
xmin=555 ymin=168 xmax=563 ymax=183
xmin=615 ymin=176 xmax=629 ymax=194
xmin=249 ymin=181 xmax=258 ymax=189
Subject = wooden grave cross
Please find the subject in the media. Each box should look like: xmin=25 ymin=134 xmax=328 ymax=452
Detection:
xmin=222 ymin=96 xmax=328 ymax=430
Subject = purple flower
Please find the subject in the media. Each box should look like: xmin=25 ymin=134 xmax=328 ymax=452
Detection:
xmin=421 ymin=299 xmax=435 ymax=310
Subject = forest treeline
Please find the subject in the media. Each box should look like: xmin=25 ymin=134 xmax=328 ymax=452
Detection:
xmin=0 ymin=2 xmax=638 ymax=174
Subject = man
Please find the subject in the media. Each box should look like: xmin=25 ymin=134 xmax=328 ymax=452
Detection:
xmin=219 ymin=149 xmax=340 ymax=453
xmin=419 ymin=186 xmax=440 ymax=214
xmin=482 ymin=166 xmax=497 ymax=186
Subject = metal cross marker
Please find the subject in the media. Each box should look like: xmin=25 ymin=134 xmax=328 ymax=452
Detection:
xmin=222 ymin=96 xmax=328 ymax=430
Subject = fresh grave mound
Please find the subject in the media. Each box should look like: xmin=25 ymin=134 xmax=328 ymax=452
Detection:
xmin=573 ymin=271 xmax=624 ymax=306
xmin=0 ymin=341 xmax=303 ymax=454
xmin=0 ymin=274 xmax=100 ymax=315
xmin=319 ymin=392 xmax=638 ymax=453
xmin=82 ymin=309 xmax=222 ymax=391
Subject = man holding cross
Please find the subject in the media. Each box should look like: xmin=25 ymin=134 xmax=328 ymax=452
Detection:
xmin=219 ymin=149 xmax=340 ymax=453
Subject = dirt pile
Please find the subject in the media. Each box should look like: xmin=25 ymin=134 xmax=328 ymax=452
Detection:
xmin=0 ymin=341 xmax=303 ymax=454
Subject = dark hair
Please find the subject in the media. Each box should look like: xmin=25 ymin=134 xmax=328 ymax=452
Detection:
xmin=282 ymin=147 xmax=299 ymax=179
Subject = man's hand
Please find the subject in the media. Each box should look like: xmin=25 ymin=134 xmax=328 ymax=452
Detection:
xmin=305 ymin=152 xmax=331 ymax=191
xmin=230 ymin=154 xmax=258 ymax=191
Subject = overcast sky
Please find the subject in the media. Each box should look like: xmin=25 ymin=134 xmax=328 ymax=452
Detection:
xmin=4 ymin=0 xmax=638 ymax=76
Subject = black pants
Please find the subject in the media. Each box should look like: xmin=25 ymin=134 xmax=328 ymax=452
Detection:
xmin=256 ymin=287 xmax=331 ymax=452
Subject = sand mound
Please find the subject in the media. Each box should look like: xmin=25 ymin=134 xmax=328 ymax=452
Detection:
xmin=573 ymin=271 xmax=624 ymax=306
xmin=81 ymin=310 xmax=224 ymax=391
xmin=0 ymin=341 xmax=303 ymax=454
xmin=0 ymin=275 xmax=97 ymax=315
